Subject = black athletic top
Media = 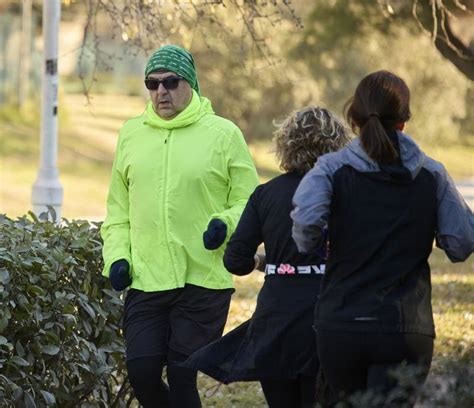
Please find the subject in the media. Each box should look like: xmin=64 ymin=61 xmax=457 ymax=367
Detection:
xmin=224 ymin=172 xmax=326 ymax=276
xmin=188 ymin=171 xmax=326 ymax=382
xmin=292 ymin=131 xmax=474 ymax=337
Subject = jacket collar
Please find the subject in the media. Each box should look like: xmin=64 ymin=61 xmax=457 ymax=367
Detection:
xmin=144 ymin=90 xmax=214 ymax=130
xmin=346 ymin=131 xmax=425 ymax=179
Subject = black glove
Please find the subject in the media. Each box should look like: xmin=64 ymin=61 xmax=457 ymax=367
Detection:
xmin=203 ymin=219 xmax=227 ymax=250
xmin=109 ymin=259 xmax=132 ymax=291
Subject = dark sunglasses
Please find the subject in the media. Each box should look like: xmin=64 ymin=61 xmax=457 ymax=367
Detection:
xmin=144 ymin=76 xmax=183 ymax=91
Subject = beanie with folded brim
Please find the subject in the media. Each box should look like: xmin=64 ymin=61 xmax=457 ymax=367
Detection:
xmin=145 ymin=45 xmax=201 ymax=95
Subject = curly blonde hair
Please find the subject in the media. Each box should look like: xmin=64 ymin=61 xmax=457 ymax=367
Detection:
xmin=273 ymin=106 xmax=351 ymax=174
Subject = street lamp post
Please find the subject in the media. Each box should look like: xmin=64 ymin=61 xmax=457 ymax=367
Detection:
xmin=31 ymin=0 xmax=63 ymax=221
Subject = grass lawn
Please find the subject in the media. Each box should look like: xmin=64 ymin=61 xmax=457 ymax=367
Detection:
xmin=0 ymin=94 xmax=145 ymax=219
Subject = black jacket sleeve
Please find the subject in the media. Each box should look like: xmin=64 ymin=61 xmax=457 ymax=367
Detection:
xmin=223 ymin=190 xmax=263 ymax=275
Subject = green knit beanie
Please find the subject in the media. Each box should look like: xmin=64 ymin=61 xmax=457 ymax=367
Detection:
xmin=145 ymin=45 xmax=201 ymax=95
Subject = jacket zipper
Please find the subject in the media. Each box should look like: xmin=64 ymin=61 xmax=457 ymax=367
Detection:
xmin=162 ymin=129 xmax=177 ymax=283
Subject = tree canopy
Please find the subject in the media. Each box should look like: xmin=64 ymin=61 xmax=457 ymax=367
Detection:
xmin=76 ymin=0 xmax=473 ymax=80
xmin=3 ymin=0 xmax=473 ymax=144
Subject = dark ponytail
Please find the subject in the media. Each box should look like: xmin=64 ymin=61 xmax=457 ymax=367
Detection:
xmin=345 ymin=70 xmax=411 ymax=163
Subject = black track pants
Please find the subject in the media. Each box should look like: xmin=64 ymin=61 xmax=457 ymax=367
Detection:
xmin=260 ymin=376 xmax=317 ymax=408
xmin=127 ymin=355 xmax=169 ymax=407
xmin=316 ymin=330 xmax=433 ymax=405
xmin=167 ymin=350 xmax=201 ymax=408
xmin=127 ymin=351 xmax=201 ymax=408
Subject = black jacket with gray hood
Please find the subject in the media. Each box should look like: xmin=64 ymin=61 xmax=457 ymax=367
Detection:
xmin=291 ymin=131 xmax=474 ymax=337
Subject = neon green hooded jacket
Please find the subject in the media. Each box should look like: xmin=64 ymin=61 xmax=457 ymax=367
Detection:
xmin=101 ymin=91 xmax=259 ymax=291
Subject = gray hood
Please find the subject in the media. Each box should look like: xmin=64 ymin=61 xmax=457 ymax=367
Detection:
xmin=345 ymin=131 xmax=426 ymax=180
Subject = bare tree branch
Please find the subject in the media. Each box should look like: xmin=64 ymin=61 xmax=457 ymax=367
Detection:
xmin=434 ymin=10 xmax=474 ymax=79
xmin=76 ymin=0 xmax=301 ymax=98
xmin=412 ymin=0 xmax=474 ymax=80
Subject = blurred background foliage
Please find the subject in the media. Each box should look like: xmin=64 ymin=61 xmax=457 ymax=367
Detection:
xmin=0 ymin=0 xmax=473 ymax=218
xmin=74 ymin=0 xmax=474 ymax=144
xmin=1 ymin=0 xmax=473 ymax=142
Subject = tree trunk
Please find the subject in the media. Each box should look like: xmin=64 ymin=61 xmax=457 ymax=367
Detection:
xmin=434 ymin=15 xmax=474 ymax=81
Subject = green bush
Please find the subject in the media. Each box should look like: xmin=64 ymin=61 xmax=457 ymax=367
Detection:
xmin=318 ymin=360 xmax=474 ymax=408
xmin=0 ymin=213 xmax=133 ymax=407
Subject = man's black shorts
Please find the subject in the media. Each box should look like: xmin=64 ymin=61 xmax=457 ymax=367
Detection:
xmin=123 ymin=284 xmax=234 ymax=361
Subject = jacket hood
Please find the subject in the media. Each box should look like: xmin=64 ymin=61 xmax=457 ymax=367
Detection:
xmin=144 ymin=90 xmax=214 ymax=130
xmin=346 ymin=131 xmax=426 ymax=182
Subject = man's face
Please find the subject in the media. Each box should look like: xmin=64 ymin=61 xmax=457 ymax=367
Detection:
xmin=147 ymin=71 xmax=192 ymax=120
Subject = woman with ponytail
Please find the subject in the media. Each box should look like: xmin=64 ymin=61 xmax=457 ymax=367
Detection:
xmin=292 ymin=70 xmax=474 ymax=405
xmin=345 ymin=71 xmax=410 ymax=163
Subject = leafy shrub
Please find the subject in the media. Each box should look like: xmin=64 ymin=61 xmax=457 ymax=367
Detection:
xmin=0 ymin=213 xmax=133 ymax=407
xmin=316 ymin=361 xmax=474 ymax=408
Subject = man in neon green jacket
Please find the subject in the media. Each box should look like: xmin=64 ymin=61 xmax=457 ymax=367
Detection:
xmin=101 ymin=45 xmax=258 ymax=407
